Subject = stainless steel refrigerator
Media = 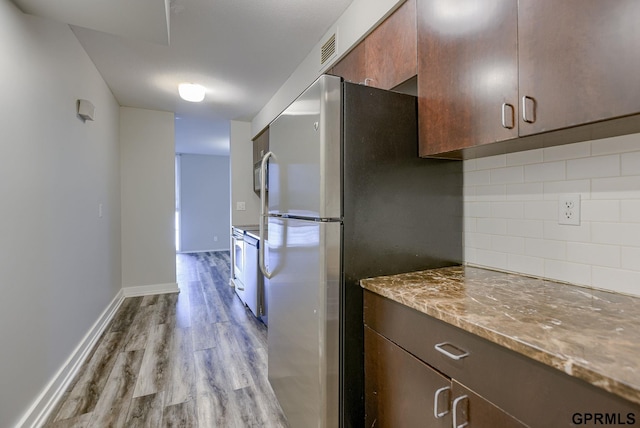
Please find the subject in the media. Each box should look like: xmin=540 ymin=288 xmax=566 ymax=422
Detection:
xmin=258 ymin=75 xmax=462 ymax=428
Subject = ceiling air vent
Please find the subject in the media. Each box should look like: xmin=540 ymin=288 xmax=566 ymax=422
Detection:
xmin=320 ymin=33 xmax=336 ymax=66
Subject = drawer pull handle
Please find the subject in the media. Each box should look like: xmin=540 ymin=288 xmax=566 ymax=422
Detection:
xmin=433 ymin=386 xmax=451 ymax=418
xmin=453 ymin=395 xmax=469 ymax=428
xmin=434 ymin=342 xmax=469 ymax=360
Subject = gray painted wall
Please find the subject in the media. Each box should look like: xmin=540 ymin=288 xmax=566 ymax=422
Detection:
xmin=0 ymin=3 xmax=121 ymax=426
xmin=120 ymin=106 xmax=176 ymax=289
xmin=178 ymin=154 xmax=230 ymax=252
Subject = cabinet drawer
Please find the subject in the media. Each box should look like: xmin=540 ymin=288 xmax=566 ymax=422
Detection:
xmin=365 ymin=326 xmax=451 ymax=428
xmin=364 ymin=290 xmax=640 ymax=427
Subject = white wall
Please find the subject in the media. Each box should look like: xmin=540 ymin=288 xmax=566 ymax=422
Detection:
xmin=464 ymin=133 xmax=640 ymax=297
xmin=178 ymin=154 xmax=230 ymax=252
xmin=120 ymin=107 xmax=177 ymax=289
xmin=0 ymin=2 xmax=121 ymax=427
xmin=230 ymin=120 xmax=261 ymax=226
xmin=251 ymin=0 xmax=402 ymax=137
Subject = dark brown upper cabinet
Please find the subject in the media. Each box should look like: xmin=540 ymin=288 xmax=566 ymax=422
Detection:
xmin=417 ymin=0 xmax=519 ymax=157
xmin=252 ymin=127 xmax=269 ymax=196
xmin=418 ymin=0 xmax=640 ymax=158
xmin=518 ymin=0 xmax=640 ymax=136
xmin=331 ymin=0 xmax=417 ymax=91
xmin=252 ymin=127 xmax=269 ymax=166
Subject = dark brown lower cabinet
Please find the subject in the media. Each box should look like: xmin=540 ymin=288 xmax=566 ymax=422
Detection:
xmin=363 ymin=290 xmax=640 ymax=427
xmin=365 ymin=326 xmax=526 ymax=428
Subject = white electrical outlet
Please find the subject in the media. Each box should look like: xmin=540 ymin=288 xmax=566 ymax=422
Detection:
xmin=558 ymin=194 xmax=581 ymax=225
xmin=236 ymin=201 xmax=246 ymax=211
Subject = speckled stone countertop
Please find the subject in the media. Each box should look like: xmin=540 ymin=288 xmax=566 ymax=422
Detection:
xmin=360 ymin=265 xmax=640 ymax=406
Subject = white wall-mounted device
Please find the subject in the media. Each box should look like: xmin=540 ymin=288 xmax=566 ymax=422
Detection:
xmin=77 ymin=99 xmax=95 ymax=121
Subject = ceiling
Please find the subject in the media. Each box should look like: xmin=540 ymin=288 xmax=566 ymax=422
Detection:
xmin=11 ymin=0 xmax=354 ymax=155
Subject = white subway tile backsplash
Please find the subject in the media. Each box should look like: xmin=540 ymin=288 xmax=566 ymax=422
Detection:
xmin=621 ymin=200 xmax=640 ymax=223
xmin=544 ymin=221 xmax=591 ymax=243
xmin=507 ymin=219 xmax=544 ymax=238
xmin=463 ymin=185 xmax=476 ymax=199
xmin=591 ymin=133 xmax=640 ymax=156
xmin=465 ymin=232 xmax=492 ymax=249
xmin=524 ymin=201 xmax=557 ymax=220
xmin=506 ymin=182 xmax=544 ymax=201
xmin=492 ymin=235 xmax=525 ymax=254
xmin=477 ymin=218 xmax=507 ymax=235
xmin=592 ymin=176 xmax=640 ymax=200
xmin=463 ymin=131 xmax=640 ymax=297
xmin=465 ymin=201 xmax=492 ymax=218
xmin=543 ymin=180 xmax=591 ymax=199
xmin=490 ymin=202 xmax=524 ymax=219
xmin=464 ymin=217 xmax=477 ymax=233
xmin=592 ymin=223 xmax=640 ymax=247
xmin=465 ymin=169 xmax=492 ymax=186
xmin=475 ymin=184 xmax=507 ymax=201
xmin=567 ymin=155 xmax=620 ymax=179
xmin=581 ymin=200 xmax=620 ymax=222
xmin=592 ymin=267 xmax=640 ymax=295
xmin=525 ymin=238 xmax=566 ymax=261
xmin=464 ymin=247 xmax=478 ymax=264
xmin=463 ymin=159 xmax=478 ymax=172
xmin=566 ymin=242 xmax=620 ymax=268
xmin=543 ymin=141 xmax=591 ymax=162
xmin=490 ymin=166 xmax=524 ymax=184
xmin=621 ymin=151 xmax=640 ymax=176
xmin=475 ymin=249 xmax=508 ymax=270
xmin=544 ymin=259 xmax=592 ymax=286
xmin=507 ymin=254 xmax=544 ymax=277
xmin=507 ymin=149 xmax=543 ymax=166
xmin=524 ymin=161 xmax=566 ymax=183
xmin=621 ymin=247 xmax=640 ymax=271
xmin=476 ymin=154 xmax=506 ymax=170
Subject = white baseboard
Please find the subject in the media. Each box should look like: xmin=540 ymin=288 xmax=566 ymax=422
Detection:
xmin=18 ymin=290 xmax=125 ymax=428
xmin=17 ymin=282 xmax=179 ymax=427
xmin=122 ymin=282 xmax=179 ymax=297
xmin=177 ymin=248 xmax=230 ymax=254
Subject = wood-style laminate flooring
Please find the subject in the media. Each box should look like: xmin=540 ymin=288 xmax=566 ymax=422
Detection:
xmin=44 ymin=252 xmax=289 ymax=428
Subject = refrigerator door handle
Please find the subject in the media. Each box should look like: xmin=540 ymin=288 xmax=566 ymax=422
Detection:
xmin=259 ymin=151 xmax=275 ymax=279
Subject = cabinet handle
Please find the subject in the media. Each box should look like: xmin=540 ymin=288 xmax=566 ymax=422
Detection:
xmin=453 ymin=395 xmax=469 ymax=428
xmin=434 ymin=342 xmax=470 ymax=360
xmin=522 ymin=95 xmax=536 ymax=123
xmin=433 ymin=386 xmax=451 ymax=418
xmin=501 ymin=103 xmax=515 ymax=129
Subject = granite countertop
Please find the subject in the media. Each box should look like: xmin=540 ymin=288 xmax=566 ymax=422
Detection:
xmin=360 ymin=265 xmax=640 ymax=406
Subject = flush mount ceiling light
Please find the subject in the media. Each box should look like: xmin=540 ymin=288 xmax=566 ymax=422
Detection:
xmin=178 ymin=83 xmax=205 ymax=102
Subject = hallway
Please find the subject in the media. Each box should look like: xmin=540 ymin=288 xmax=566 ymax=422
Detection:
xmin=45 ymin=252 xmax=288 ymax=427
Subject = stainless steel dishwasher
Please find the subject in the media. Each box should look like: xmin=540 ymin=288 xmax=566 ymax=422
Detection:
xmin=243 ymin=230 xmax=263 ymax=319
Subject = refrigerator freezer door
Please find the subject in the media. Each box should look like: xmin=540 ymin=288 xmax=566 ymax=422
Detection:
xmin=268 ymin=75 xmax=342 ymax=220
xmin=267 ymin=216 xmax=340 ymax=428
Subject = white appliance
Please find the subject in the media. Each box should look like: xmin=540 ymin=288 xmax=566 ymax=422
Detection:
xmin=243 ymin=230 xmax=263 ymax=318
xmin=258 ymin=75 xmax=462 ymax=427
xmin=231 ymin=226 xmax=245 ymax=302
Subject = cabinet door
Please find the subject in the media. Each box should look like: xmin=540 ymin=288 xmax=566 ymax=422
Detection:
xmin=331 ymin=41 xmax=367 ymax=85
xmin=365 ymin=0 xmax=417 ymax=90
xmin=451 ymin=381 xmax=528 ymax=428
xmin=417 ymin=0 xmax=518 ymax=156
xmin=365 ymin=326 xmax=451 ymax=428
xmin=252 ymin=128 xmax=269 ymax=165
xmin=518 ymin=0 xmax=640 ymax=135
